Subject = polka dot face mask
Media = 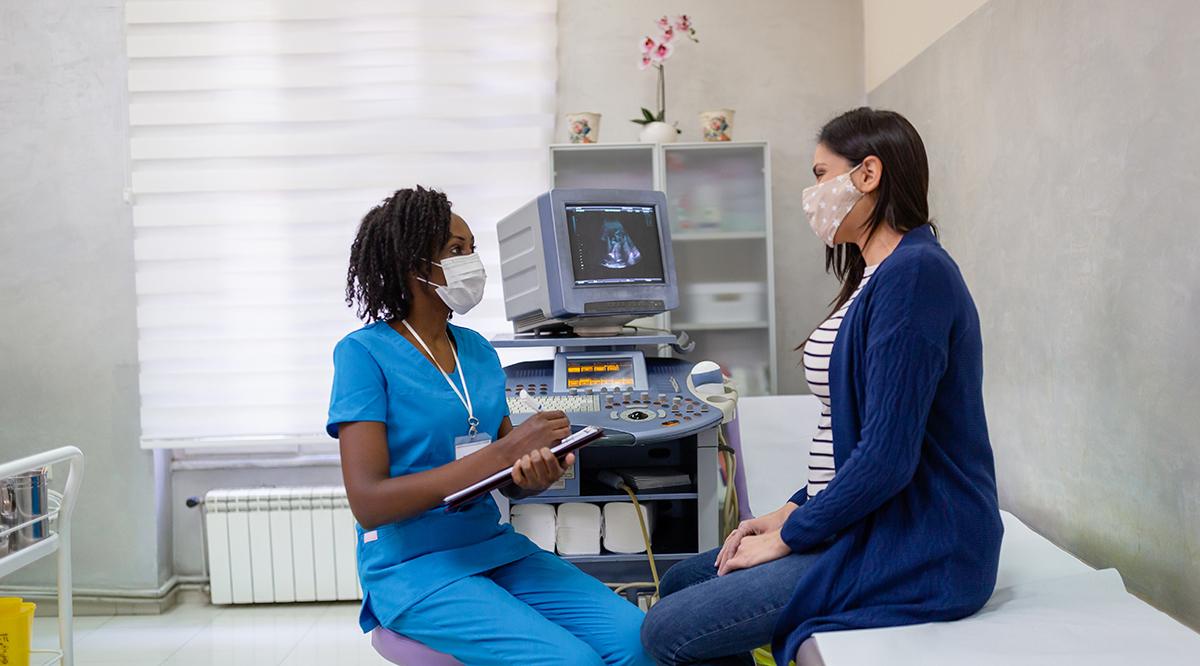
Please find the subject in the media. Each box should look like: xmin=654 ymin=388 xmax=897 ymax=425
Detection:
xmin=802 ymin=163 xmax=864 ymax=247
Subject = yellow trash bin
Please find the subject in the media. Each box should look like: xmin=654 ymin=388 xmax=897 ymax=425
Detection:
xmin=0 ymin=597 xmax=35 ymax=666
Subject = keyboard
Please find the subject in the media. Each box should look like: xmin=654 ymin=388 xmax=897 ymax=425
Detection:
xmin=506 ymin=394 xmax=602 ymax=414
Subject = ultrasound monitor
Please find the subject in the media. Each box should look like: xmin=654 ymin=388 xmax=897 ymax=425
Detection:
xmin=497 ymin=189 xmax=678 ymax=335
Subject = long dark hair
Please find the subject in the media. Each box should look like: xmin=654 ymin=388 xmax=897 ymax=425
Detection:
xmin=819 ymin=107 xmax=934 ymax=312
xmin=345 ymin=186 xmax=452 ymax=322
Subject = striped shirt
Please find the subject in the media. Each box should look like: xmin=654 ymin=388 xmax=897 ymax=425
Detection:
xmin=803 ymin=264 xmax=878 ymax=499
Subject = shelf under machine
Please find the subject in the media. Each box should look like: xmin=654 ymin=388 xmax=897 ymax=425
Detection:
xmin=493 ymin=331 xmax=723 ymax=584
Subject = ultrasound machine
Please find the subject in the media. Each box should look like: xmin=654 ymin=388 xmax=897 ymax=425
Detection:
xmin=494 ymin=189 xmax=728 ymax=580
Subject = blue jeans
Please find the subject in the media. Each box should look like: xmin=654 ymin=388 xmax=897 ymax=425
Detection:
xmin=640 ymin=546 xmax=825 ymax=666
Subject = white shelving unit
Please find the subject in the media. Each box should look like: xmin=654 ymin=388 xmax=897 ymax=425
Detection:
xmin=0 ymin=447 xmax=84 ymax=666
xmin=550 ymin=141 xmax=777 ymax=395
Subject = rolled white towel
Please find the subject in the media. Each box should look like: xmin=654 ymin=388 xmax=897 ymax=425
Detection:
xmin=555 ymin=503 xmax=602 ymax=555
xmin=510 ymin=504 xmax=557 ymax=552
xmin=603 ymin=502 xmax=654 ymax=554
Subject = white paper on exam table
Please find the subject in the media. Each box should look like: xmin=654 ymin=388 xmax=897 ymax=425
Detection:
xmin=736 ymin=395 xmax=823 ymax=515
xmin=796 ymin=513 xmax=1200 ymax=662
xmin=993 ymin=510 xmax=1094 ymax=589
xmin=809 ymin=568 xmax=1200 ymax=666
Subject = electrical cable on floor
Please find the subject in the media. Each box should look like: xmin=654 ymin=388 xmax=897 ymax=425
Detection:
xmin=608 ymin=582 xmax=656 ymax=595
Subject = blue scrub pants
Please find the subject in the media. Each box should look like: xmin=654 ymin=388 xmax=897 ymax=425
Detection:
xmin=392 ymin=550 xmax=654 ymax=666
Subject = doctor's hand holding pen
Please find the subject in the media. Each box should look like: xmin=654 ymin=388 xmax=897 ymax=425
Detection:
xmin=499 ymin=410 xmax=577 ymax=493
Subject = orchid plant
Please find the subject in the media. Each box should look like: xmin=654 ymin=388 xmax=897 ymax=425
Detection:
xmin=632 ymin=14 xmax=699 ymax=132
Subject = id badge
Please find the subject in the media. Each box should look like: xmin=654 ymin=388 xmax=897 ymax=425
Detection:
xmin=454 ymin=432 xmax=493 ymax=460
xmin=453 ymin=432 xmax=508 ymax=523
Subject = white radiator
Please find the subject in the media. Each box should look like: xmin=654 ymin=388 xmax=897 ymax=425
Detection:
xmin=203 ymin=486 xmax=361 ymax=605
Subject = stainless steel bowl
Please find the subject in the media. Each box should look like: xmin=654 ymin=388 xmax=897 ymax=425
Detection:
xmin=0 ymin=481 xmax=13 ymax=556
xmin=2 ymin=467 xmax=50 ymax=552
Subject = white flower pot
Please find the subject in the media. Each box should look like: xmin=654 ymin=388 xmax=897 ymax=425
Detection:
xmin=639 ymin=121 xmax=678 ymax=144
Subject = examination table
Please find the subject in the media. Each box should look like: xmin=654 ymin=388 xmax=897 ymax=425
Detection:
xmin=736 ymin=395 xmax=1200 ymax=666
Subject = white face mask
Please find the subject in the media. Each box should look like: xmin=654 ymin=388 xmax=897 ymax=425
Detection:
xmin=802 ymin=163 xmax=865 ymax=247
xmin=420 ymin=253 xmax=487 ymax=315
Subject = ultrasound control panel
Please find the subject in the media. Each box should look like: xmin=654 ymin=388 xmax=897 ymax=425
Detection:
xmin=504 ymin=353 xmax=721 ymax=444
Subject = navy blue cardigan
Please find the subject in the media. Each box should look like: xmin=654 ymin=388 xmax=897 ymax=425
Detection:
xmin=772 ymin=225 xmax=1003 ymax=663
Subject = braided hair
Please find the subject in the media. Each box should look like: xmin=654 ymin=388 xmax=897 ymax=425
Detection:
xmin=345 ymin=186 xmax=453 ymax=322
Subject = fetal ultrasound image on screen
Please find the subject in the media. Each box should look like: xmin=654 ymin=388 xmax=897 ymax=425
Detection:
xmin=566 ymin=205 xmax=666 ymax=285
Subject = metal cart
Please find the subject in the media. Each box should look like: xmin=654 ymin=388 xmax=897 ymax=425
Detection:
xmin=0 ymin=446 xmax=84 ymax=666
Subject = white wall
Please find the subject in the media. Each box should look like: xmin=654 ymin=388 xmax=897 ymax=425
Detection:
xmin=557 ymin=0 xmax=865 ymax=394
xmin=862 ymin=0 xmax=989 ymax=90
xmin=0 ymin=0 xmax=171 ymax=593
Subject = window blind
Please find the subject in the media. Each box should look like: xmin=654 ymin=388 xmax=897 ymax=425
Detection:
xmin=128 ymin=0 xmax=557 ymax=448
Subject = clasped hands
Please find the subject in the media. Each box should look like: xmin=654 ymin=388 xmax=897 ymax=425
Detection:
xmin=715 ymin=502 xmax=798 ymax=575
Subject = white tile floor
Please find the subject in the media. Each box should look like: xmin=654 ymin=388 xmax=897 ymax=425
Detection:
xmin=33 ymin=602 xmax=389 ymax=665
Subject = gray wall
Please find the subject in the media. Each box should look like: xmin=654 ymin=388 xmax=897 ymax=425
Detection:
xmin=0 ymin=0 xmax=171 ymax=592
xmin=557 ymin=0 xmax=865 ymax=393
xmin=869 ymin=0 xmax=1200 ymax=629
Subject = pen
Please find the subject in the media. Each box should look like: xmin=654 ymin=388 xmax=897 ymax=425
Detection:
xmin=518 ymin=389 xmax=545 ymax=413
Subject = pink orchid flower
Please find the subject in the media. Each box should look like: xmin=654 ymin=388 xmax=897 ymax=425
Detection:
xmin=650 ymin=40 xmax=674 ymax=62
xmin=639 ymin=53 xmax=654 ymax=70
xmin=660 ymin=25 xmax=675 ymax=42
xmin=675 ymin=15 xmax=692 ymax=32
xmin=640 ymin=35 xmax=656 ymax=53
xmin=656 ymin=15 xmax=670 ymax=30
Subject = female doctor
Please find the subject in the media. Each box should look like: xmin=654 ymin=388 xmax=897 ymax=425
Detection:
xmin=329 ymin=186 xmax=652 ymax=666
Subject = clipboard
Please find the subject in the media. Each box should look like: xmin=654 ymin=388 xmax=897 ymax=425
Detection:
xmin=443 ymin=425 xmax=605 ymax=511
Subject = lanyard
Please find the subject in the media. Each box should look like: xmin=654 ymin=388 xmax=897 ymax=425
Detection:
xmin=401 ymin=320 xmax=479 ymax=436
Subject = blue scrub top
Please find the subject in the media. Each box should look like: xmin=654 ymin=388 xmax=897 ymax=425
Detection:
xmin=327 ymin=320 xmax=539 ymax=631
